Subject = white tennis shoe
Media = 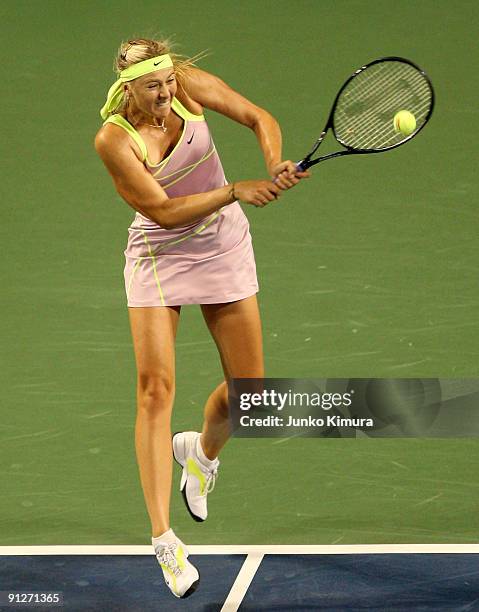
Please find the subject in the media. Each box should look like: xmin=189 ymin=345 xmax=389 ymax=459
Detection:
xmin=172 ymin=431 xmax=219 ymax=522
xmin=152 ymin=531 xmax=199 ymax=599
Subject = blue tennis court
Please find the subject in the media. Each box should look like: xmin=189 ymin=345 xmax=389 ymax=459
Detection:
xmin=2 ymin=546 xmax=478 ymax=611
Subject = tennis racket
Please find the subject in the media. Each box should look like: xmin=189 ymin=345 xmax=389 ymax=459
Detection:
xmin=295 ymin=56 xmax=434 ymax=171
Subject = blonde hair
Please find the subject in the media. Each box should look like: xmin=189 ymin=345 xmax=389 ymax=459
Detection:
xmin=113 ymin=37 xmax=208 ymax=114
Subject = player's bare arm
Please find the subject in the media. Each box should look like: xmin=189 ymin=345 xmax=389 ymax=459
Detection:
xmin=181 ymin=67 xmax=310 ymax=188
xmin=94 ymin=124 xmax=281 ymax=228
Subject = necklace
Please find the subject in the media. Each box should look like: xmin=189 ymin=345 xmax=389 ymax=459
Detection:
xmin=145 ymin=118 xmax=167 ymax=132
xmin=126 ymin=110 xmax=168 ymax=133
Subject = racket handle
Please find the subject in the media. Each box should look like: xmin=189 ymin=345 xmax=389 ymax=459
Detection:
xmin=273 ymin=161 xmax=308 ymax=184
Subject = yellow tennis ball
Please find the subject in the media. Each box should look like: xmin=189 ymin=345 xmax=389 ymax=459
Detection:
xmin=393 ymin=110 xmax=416 ymax=136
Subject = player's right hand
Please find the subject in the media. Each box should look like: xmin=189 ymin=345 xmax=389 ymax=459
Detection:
xmin=234 ymin=180 xmax=282 ymax=207
xmin=270 ymin=160 xmax=311 ymax=190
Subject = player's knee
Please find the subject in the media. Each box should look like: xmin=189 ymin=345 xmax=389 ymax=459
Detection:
xmin=137 ymin=371 xmax=175 ymax=416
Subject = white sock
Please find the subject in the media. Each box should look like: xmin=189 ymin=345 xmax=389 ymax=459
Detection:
xmin=196 ymin=435 xmax=218 ymax=468
xmin=152 ymin=528 xmax=176 ymax=547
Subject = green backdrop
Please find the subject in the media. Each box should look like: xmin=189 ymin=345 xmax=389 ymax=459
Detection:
xmin=1 ymin=0 xmax=478 ymax=545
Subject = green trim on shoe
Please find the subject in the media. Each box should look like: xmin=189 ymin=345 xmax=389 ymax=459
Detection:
xmin=186 ymin=458 xmax=207 ymax=495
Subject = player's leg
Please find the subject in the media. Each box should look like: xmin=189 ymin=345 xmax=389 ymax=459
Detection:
xmin=200 ymin=294 xmax=264 ymax=458
xmin=172 ymin=295 xmax=263 ymax=522
xmin=128 ymin=305 xmax=180 ymax=538
xmin=130 ymin=306 xmax=200 ymax=598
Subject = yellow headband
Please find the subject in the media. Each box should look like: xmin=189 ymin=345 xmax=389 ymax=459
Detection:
xmin=100 ymin=54 xmax=174 ymax=119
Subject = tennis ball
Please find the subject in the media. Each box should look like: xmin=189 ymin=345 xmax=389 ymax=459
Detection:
xmin=393 ymin=110 xmax=416 ymax=136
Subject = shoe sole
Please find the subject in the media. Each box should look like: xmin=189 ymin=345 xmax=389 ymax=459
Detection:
xmin=181 ymin=575 xmax=200 ymax=599
xmin=172 ymin=431 xmax=205 ymax=523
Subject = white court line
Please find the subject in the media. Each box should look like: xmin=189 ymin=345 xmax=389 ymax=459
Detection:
xmin=1 ymin=544 xmax=479 ymax=555
xmin=220 ymin=552 xmax=263 ymax=612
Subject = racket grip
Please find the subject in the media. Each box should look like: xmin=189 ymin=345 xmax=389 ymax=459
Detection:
xmin=273 ymin=161 xmax=307 ymax=184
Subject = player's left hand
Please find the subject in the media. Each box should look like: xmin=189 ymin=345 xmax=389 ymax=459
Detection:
xmin=269 ymin=160 xmax=311 ymax=189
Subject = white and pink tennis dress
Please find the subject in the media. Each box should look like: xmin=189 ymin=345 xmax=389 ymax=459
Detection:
xmin=104 ymin=98 xmax=258 ymax=307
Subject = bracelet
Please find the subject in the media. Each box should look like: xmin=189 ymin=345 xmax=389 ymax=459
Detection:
xmin=229 ymin=183 xmax=236 ymax=202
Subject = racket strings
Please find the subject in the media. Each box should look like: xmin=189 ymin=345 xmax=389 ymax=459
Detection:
xmin=333 ymin=61 xmax=433 ymax=150
xmin=358 ymin=72 xmax=431 ymax=147
xmin=342 ymin=67 xmax=424 ymax=133
xmin=337 ymin=65 xmax=429 ymax=144
xmin=336 ymin=62 xmax=426 ymax=137
xmin=336 ymin=64 xmax=431 ymax=148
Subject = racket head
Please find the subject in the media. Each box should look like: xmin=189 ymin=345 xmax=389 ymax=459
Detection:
xmin=331 ymin=56 xmax=435 ymax=153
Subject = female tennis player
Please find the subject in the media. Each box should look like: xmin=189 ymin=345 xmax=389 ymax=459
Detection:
xmin=95 ymin=37 xmax=309 ymax=599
